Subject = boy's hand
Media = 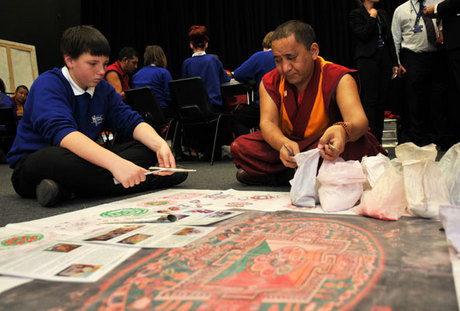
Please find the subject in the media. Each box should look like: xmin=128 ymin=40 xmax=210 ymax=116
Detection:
xmin=155 ymin=142 xmax=175 ymax=176
xmin=111 ymin=159 xmax=149 ymax=188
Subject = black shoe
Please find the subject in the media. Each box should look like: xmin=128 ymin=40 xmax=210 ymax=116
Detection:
xmin=35 ymin=179 xmax=74 ymax=207
xmin=236 ymin=168 xmax=275 ymax=186
xmin=36 ymin=179 xmax=61 ymax=207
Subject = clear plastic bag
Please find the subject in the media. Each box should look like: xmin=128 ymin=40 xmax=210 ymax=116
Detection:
xmin=395 ymin=142 xmax=437 ymax=161
xmin=317 ymin=158 xmax=366 ymax=212
xmin=361 ymin=153 xmax=392 ymax=188
xmin=290 ymin=148 xmax=320 ymax=207
xmin=353 ymin=164 xmax=406 ymax=220
xmin=395 ymin=143 xmax=450 ymax=218
xmin=438 ymin=143 xmax=460 ymax=205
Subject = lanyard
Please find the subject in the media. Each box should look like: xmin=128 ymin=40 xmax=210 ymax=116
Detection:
xmin=410 ymin=0 xmax=424 ymax=25
xmin=376 ymin=14 xmax=382 ymax=39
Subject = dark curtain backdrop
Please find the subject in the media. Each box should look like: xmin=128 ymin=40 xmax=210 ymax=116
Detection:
xmin=81 ymin=0 xmax=405 ymax=79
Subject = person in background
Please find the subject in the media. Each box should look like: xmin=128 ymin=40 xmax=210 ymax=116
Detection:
xmin=424 ymin=0 xmax=460 ymax=145
xmin=182 ymin=25 xmax=231 ymax=110
xmin=349 ymin=0 xmax=399 ymax=143
xmin=7 ymin=25 xmax=187 ymax=207
xmin=231 ymin=20 xmax=385 ymax=186
xmin=132 ymin=45 xmax=173 ymax=117
xmin=0 ymin=78 xmax=15 ymax=163
xmin=10 ymin=85 xmax=29 ymax=119
xmin=391 ymin=0 xmax=447 ymax=147
xmin=231 ymin=31 xmax=276 ymax=137
xmin=105 ymin=46 xmax=139 ymax=100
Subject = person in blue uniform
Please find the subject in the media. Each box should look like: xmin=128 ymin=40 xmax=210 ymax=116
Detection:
xmin=181 ymin=25 xmax=230 ymax=109
xmin=231 ymin=31 xmax=276 ymax=137
xmin=132 ymin=45 xmax=173 ymax=116
xmin=7 ymin=25 xmax=187 ymax=207
xmin=0 ymin=78 xmax=15 ymax=162
xmin=0 ymin=78 xmax=13 ymax=108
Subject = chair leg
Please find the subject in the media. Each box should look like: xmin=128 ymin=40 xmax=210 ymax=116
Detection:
xmin=164 ymin=124 xmax=170 ymax=140
xmin=210 ymin=115 xmax=223 ymax=165
xmin=171 ymin=121 xmax=179 ymax=155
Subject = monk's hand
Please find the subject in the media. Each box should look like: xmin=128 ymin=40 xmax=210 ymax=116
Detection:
xmin=318 ymin=125 xmax=346 ymax=161
xmin=280 ymin=141 xmax=299 ymax=168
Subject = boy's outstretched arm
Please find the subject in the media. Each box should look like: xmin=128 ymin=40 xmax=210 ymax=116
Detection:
xmin=132 ymin=122 xmax=176 ymax=171
xmin=60 ymin=131 xmax=149 ymax=188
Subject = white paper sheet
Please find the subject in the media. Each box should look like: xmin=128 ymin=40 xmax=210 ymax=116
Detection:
xmin=66 ymin=223 xmax=216 ymax=248
xmin=6 ymin=190 xmax=357 ymax=237
xmin=0 ymin=240 xmax=138 ymax=282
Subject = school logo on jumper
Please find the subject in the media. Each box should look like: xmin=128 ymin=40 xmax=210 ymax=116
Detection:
xmin=91 ymin=114 xmax=104 ymax=126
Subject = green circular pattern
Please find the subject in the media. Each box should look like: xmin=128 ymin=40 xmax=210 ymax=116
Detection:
xmin=100 ymin=208 xmax=149 ymax=218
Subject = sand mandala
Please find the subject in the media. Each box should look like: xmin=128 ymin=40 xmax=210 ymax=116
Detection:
xmin=81 ymin=214 xmax=384 ymax=310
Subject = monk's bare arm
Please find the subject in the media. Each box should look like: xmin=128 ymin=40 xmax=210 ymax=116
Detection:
xmin=335 ymin=74 xmax=368 ymax=140
xmin=318 ymin=74 xmax=369 ymax=160
xmin=259 ymin=82 xmax=298 ymax=168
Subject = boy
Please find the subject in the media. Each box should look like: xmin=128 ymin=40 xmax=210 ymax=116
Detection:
xmin=7 ymin=25 xmax=187 ymax=207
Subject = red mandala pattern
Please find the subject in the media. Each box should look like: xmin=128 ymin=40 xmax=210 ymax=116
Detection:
xmin=81 ymin=215 xmax=384 ymax=310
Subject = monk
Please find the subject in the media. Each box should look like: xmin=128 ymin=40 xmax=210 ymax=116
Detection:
xmin=231 ymin=20 xmax=385 ymax=185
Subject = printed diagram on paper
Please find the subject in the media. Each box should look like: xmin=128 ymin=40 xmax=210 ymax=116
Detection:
xmin=6 ymin=189 xmax=354 ymax=236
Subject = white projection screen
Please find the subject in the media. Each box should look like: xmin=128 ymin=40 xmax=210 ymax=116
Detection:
xmin=0 ymin=39 xmax=38 ymax=93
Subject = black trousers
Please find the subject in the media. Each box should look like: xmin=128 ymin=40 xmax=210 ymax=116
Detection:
xmin=399 ymin=49 xmax=447 ymax=146
xmin=447 ymin=48 xmax=460 ymax=142
xmin=232 ymin=104 xmax=260 ymax=138
xmin=356 ymin=46 xmax=393 ymax=142
xmin=12 ymin=141 xmax=161 ymax=199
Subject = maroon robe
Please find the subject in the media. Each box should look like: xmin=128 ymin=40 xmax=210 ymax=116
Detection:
xmin=231 ymin=58 xmax=385 ymax=177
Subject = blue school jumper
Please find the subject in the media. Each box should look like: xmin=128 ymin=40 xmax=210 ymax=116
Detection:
xmin=0 ymin=92 xmax=13 ymax=108
xmin=7 ymin=67 xmax=143 ymax=168
xmin=181 ymin=53 xmax=230 ymax=106
xmin=233 ymin=50 xmax=275 ymax=106
xmin=132 ymin=65 xmax=173 ymax=109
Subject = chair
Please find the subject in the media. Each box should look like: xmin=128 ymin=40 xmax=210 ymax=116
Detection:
xmin=168 ymin=77 xmax=229 ymax=165
xmin=124 ymin=87 xmax=174 ymax=139
xmin=0 ymin=107 xmax=18 ymax=156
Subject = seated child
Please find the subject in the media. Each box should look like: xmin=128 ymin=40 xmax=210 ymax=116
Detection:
xmin=7 ymin=25 xmax=187 ymax=207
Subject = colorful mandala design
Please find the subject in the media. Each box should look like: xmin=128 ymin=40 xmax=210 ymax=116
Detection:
xmin=161 ymin=193 xmax=203 ymax=200
xmin=1 ymin=234 xmax=44 ymax=246
xmin=99 ymin=208 xmax=149 ymax=218
xmin=140 ymin=201 xmax=171 ymax=207
xmin=81 ymin=216 xmax=384 ymax=310
xmin=250 ymin=195 xmax=275 ymax=200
